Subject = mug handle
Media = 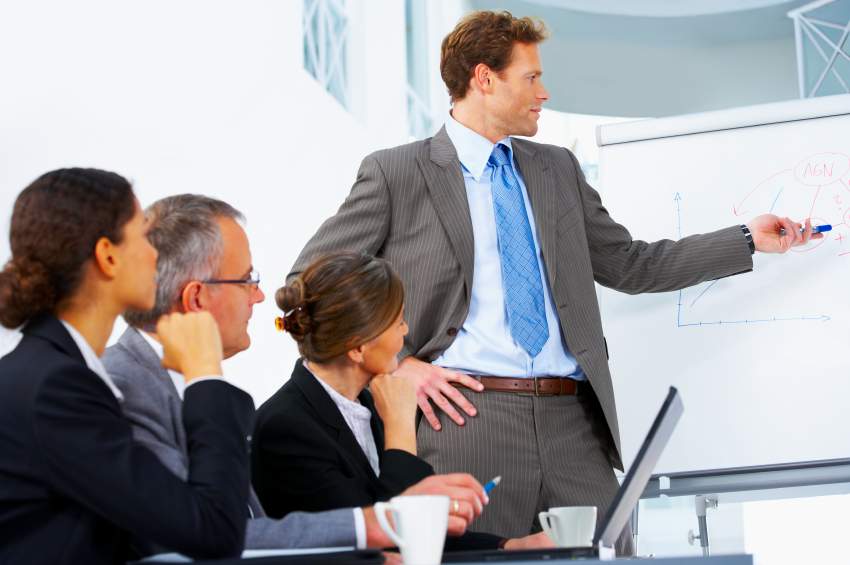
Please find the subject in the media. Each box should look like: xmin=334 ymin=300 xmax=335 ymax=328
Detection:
xmin=538 ymin=511 xmax=559 ymax=543
xmin=374 ymin=502 xmax=405 ymax=549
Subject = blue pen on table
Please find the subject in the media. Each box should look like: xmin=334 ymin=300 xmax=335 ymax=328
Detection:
xmin=779 ymin=224 xmax=831 ymax=236
xmin=483 ymin=476 xmax=501 ymax=495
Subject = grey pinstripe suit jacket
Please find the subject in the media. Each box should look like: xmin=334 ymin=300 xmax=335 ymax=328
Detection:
xmin=290 ymin=126 xmax=754 ymax=468
xmin=102 ymin=327 xmax=358 ymax=551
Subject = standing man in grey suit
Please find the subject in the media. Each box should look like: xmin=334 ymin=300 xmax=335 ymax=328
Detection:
xmin=290 ymin=11 xmax=818 ymax=552
xmin=103 ymin=194 xmax=489 ymax=554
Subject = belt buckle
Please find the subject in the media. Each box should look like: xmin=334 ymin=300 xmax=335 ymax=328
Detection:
xmin=533 ymin=375 xmax=540 ymax=397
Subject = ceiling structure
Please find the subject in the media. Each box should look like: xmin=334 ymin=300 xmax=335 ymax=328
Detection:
xmin=520 ymin=0 xmax=796 ymax=17
xmin=471 ymin=0 xmax=812 ymax=116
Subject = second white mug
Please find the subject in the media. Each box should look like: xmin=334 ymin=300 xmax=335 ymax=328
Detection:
xmin=538 ymin=505 xmax=597 ymax=548
xmin=374 ymin=494 xmax=449 ymax=564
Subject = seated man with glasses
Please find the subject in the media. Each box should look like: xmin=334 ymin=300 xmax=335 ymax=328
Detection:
xmin=103 ymin=194 xmax=489 ymax=556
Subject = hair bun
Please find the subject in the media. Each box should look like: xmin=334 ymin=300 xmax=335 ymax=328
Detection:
xmin=0 ymin=256 xmax=56 ymax=328
xmin=274 ymin=280 xmax=312 ymax=340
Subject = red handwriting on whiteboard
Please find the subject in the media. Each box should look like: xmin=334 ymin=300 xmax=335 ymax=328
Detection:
xmin=794 ymin=152 xmax=850 ymax=187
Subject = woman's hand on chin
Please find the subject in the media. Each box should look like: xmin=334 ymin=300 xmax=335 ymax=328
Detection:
xmin=370 ymin=373 xmax=418 ymax=454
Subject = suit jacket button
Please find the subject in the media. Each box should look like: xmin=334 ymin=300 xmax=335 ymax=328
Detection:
xmin=447 ymin=327 xmax=458 ymax=336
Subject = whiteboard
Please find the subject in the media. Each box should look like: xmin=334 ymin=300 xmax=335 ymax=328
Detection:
xmin=596 ymin=94 xmax=850 ymax=475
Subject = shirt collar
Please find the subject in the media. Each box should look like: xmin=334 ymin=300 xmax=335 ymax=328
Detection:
xmin=59 ymin=320 xmax=124 ymax=402
xmin=303 ymin=362 xmax=371 ymax=420
xmin=139 ymin=329 xmax=164 ymax=358
xmin=0 ymin=327 xmax=23 ymax=360
xmin=444 ymin=112 xmax=513 ymax=182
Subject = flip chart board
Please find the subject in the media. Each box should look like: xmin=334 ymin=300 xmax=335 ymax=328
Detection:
xmin=596 ymin=94 xmax=850 ymax=475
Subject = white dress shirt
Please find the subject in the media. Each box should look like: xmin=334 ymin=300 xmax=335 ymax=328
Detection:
xmin=432 ymin=114 xmax=585 ymax=379
xmin=304 ymin=363 xmax=381 ymax=477
xmin=60 ymin=320 xmax=125 ymax=401
xmin=0 ymin=326 xmax=23 ymax=360
xmin=303 ymin=363 xmax=379 ymax=548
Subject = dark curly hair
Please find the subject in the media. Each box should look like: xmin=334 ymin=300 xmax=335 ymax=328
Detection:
xmin=0 ymin=168 xmax=136 ymax=328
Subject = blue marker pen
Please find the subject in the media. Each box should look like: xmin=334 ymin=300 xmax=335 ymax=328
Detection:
xmin=484 ymin=476 xmax=501 ymax=495
xmin=779 ymin=224 xmax=832 ymax=236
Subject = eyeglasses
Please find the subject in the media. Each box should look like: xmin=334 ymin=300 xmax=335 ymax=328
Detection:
xmin=203 ymin=268 xmax=261 ymax=287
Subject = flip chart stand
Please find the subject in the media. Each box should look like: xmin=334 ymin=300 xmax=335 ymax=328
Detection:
xmin=688 ymin=495 xmax=718 ymax=556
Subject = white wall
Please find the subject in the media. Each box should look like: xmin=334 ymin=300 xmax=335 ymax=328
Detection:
xmin=0 ymin=0 xmax=409 ymax=405
xmin=422 ymin=0 xmax=471 ymax=121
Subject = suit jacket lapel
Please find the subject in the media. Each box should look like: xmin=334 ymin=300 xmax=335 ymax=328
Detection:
xmin=119 ymin=327 xmax=188 ymax=454
xmin=513 ymin=139 xmax=560 ymax=288
xmin=247 ymin=488 xmax=267 ymax=518
xmin=360 ymin=390 xmax=385 ymax=464
xmin=292 ymin=361 xmax=380 ymax=481
xmin=23 ymin=314 xmax=86 ymax=365
xmin=417 ymin=126 xmax=475 ymax=298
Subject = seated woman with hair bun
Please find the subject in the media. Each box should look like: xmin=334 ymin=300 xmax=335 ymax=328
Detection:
xmin=251 ymin=251 xmax=551 ymax=551
xmin=0 ymin=168 xmax=254 ymax=565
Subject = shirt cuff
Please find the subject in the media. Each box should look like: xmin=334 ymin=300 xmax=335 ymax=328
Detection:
xmin=184 ymin=376 xmax=226 ymax=389
xmin=353 ymin=507 xmax=367 ymax=549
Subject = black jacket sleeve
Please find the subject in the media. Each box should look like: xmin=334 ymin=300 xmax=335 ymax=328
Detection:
xmin=33 ymin=370 xmax=254 ymax=559
xmin=253 ymin=409 xmax=431 ymax=517
xmin=374 ymin=448 xmax=434 ymax=496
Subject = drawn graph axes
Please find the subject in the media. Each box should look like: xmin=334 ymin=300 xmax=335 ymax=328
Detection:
xmin=678 ymin=315 xmax=831 ymax=327
xmin=673 ymin=192 xmax=830 ymax=328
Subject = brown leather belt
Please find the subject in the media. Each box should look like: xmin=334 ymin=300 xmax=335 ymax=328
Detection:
xmin=457 ymin=376 xmax=585 ymax=396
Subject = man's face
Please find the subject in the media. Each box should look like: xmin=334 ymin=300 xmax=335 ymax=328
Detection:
xmin=202 ymin=217 xmax=265 ymax=359
xmin=486 ymin=42 xmax=549 ymax=138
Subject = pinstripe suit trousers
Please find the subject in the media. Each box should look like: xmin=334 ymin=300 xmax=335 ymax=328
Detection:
xmin=417 ymin=388 xmax=634 ymax=555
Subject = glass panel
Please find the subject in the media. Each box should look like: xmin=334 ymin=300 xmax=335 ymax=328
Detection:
xmin=404 ymin=0 xmax=435 ymax=139
xmin=636 ymin=492 xmax=850 ymax=563
xmin=303 ymin=0 xmax=349 ymax=108
xmin=793 ymin=0 xmax=850 ymax=98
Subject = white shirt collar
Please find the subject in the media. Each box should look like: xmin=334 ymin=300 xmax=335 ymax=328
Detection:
xmin=303 ymin=361 xmax=380 ymax=476
xmin=138 ymin=330 xmax=186 ymax=400
xmin=304 ymin=362 xmax=372 ymax=420
xmin=59 ymin=320 xmax=124 ymax=402
xmin=444 ymin=111 xmax=513 ymax=182
xmin=0 ymin=326 xmax=23 ymax=360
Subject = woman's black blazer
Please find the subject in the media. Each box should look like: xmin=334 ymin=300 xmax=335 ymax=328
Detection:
xmin=0 ymin=314 xmax=255 ymax=565
xmin=251 ymin=359 xmax=433 ymax=518
xmin=252 ymin=359 xmax=501 ymax=550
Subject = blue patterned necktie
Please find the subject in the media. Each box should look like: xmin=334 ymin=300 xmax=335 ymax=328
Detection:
xmin=489 ymin=143 xmax=549 ymax=358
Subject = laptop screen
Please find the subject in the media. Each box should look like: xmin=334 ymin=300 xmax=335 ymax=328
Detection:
xmin=594 ymin=387 xmax=684 ymax=548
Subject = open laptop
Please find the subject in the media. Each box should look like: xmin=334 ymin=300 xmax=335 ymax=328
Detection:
xmin=444 ymin=386 xmax=684 ymax=562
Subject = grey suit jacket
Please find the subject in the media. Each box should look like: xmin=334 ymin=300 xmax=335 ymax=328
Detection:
xmin=102 ymin=327 xmax=358 ymax=550
xmin=290 ymin=126 xmax=754 ymax=469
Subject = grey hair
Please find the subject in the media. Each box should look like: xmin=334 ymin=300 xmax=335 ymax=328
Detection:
xmin=123 ymin=194 xmax=244 ymax=329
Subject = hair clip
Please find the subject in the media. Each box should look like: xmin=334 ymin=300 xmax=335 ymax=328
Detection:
xmin=274 ymin=316 xmax=285 ymax=332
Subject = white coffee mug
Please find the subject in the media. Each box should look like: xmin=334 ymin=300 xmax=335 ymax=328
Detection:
xmin=538 ymin=506 xmax=597 ymax=548
xmin=374 ymin=495 xmax=449 ymax=565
